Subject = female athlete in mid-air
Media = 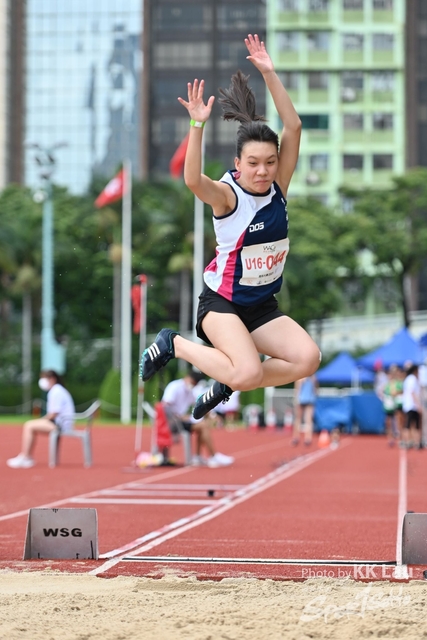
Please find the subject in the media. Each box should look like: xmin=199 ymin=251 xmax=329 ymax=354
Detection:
xmin=141 ymin=33 xmax=321 ymax=418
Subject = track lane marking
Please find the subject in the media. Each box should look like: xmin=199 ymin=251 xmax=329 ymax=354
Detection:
xmin=90 ymin=442 xmax=351 ymax=575
xmin=0 ymin=437 xmax=303 ymax=522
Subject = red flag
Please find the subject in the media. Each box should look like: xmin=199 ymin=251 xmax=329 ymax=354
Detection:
xmin=169 ymin=133 xmax=189 ymax=179
xmin=155 ymin=403 xmax=173 ymax=449
xmin=131 ymin=284 xmax=142 ymax=334
xmin=94 ymin=168 xmax=125 ymax=208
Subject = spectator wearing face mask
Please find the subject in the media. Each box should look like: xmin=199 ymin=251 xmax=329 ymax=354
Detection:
xmin=6 ymin=370 xmax=75 ymax=469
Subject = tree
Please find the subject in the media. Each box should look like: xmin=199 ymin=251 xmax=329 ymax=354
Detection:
xmin=342 ymin=168 xmax=427 ymax=327
xmin=283 ymin=197 xmax=358 ymax=328
xmin=0 ymin=185 xmax=42 ymax=405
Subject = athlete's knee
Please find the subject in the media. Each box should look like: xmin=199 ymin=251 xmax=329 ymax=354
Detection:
xmin=305 ymin=347 xmax=322 ymax=375
xmin=231 ymin=363 xmax=263 ymax=391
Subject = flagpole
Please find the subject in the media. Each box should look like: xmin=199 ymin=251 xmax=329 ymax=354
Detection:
xmin=120 ymin=158 xmax=132 ymax=424
xmin=135 ymin=274 xmax=147 ymax=453
xmin=192 ymin=134 xmax=205 ymax=341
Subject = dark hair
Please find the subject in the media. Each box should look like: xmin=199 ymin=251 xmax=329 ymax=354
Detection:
xmin=218 ymin=70 xmax=279 ymax=158
xmin=406 ymin=364 xmax=418 ymax=376
xmin=187 ymin=369 xmax=203 ymax=385
xmin=40 ymin=370 xmax=64 ymax=386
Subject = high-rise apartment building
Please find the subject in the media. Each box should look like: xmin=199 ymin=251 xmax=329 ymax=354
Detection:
xmin=146 ymin=0 xmax=266 ymax=177
xmin=3 ymin=1 xmax=425 ymax=204
xmin=16 ymin=0 xmax=266 ymax=194
xmin=0 ymin=0 xmax=8 ymax=190
xmin=24 ymin=0 xmax=143 ymax=194
xmin=268 ymin=0 xmax=406 ymax=204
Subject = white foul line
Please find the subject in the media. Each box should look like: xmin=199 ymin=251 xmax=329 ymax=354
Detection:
xmin=90 ymin=443 xmax=349 ymax=576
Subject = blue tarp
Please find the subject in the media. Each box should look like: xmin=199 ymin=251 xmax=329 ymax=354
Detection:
xmin=357 ymin=327 xmax=424 ymax=370
xmin=314 ymin=396 xmax=352 ymax=431
xmin=350 ymin=392 xmax=385 ymax=434
xmin=314 ymin=393 xmax=385 ymax=434
xmin=316 ymin=351 xmax=375 ymax=386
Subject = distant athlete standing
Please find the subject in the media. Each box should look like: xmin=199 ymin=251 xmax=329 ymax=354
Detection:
xmin=141 ymin=33 xmax=321 ymax=417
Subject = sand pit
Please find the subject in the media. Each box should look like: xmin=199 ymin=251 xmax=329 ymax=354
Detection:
xmin=1 ymin=571 xmax=426 ymax=639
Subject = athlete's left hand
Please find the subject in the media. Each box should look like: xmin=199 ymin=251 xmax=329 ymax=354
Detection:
xmin=245 ymin=34 xmax=274 ymax=75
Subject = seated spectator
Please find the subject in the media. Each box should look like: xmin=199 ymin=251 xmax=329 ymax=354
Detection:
xmin=212 ymin=390 xmax=241 ymax=428
xmin=7 ymin=370 xmax=75 ymax=469
xmin=162 ymin=371 xmax=234 ymax=468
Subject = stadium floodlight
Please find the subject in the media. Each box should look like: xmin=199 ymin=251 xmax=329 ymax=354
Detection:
xmin=28 ymin=143 xmax=69 ymax=374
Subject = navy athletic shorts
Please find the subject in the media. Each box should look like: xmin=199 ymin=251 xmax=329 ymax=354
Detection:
xmin=196 ymin=285 xmax=285 ymax=345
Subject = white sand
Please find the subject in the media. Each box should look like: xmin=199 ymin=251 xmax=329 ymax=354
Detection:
xmin=1 ymin=572 xmax=427 ymax=639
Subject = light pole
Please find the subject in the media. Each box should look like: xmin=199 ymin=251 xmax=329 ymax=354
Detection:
xmin=29 ymin=143 xmax=67 ymax=374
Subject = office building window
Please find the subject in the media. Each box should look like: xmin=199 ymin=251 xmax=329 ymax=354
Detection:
xmin=373 ymin=113 xmax=393 ymax=129
xmin=341 ymin=72 xmax=364 ymax=101
xmin=277 ymin=32 xmax=300 ymax=51
xmin=343 ymin=154 xmax=364 ymax=170
xmin=153 ymin=5 xmax=212 ymax=31
xmin=343 ymin=113 xmax=364 ymax=129
xmin=310 ymin=154 xmax=329 ymax=171
xmin=343 ymin=33 xmax=364 ymax=51
xmin=307 ymin=32 xmax=329 ymax=51
xmin=308 ymin=0 xmax=329 ymax=10
xmin=154 ymin=42 xmax=211 ymax=69
xmin=278 ymin=71 xmax=299 ymax=90
xmin=308 ymin=72 xmax=329 ymax=90
xmin=217 ymin=6 xmax=264 ymax=31
xmin=343 ymin=0 xmax=363 ymax=9
xmin=300 ymin=114 xmax=329 ymax=129
xmin=218 ymin=41 xmax=259 ymax=70
xmin=278 ymin=0 xmax=301 ymax=10
xmin=342 ymin=71 xmax=364 ymax=90
xmin=373 ymin=33 xmax=394 ymax=50
xmin=373 ymin=154 xmax=393 ymax=169
xmin=371 ymin=71 xmax=395 ymax=92
xmin=373 ymin=0 xmax=393 ymax=9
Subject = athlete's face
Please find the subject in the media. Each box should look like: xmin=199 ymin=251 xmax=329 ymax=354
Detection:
xmin=234 ymin=141 xmax=279 ymax=193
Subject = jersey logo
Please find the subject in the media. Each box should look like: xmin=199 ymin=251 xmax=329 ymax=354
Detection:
xmin=249 ymin=222 xmax=264 ymax=232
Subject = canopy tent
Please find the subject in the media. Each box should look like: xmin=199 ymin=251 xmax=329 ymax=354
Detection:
xmin=419 ymin=333 xmax=427 ymax=348
xmin=357 ymin=327 xmax=424 ymax=370
xmin=316 ymin=351 xmax=375 ymax=386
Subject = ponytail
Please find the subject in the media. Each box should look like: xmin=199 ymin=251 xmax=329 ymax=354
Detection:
xmin=218 ymin=70 xmax=279 ymax=159
xmin=218 ymin=70 xmax=266 ymax=124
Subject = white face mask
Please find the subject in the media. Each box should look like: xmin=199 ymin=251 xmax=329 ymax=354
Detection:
xmin=38 ymin=378 xmax=50 ymax=392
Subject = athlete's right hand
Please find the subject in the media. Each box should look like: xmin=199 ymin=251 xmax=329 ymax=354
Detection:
xmin=178 ymin=79 xmax=215 ymax=124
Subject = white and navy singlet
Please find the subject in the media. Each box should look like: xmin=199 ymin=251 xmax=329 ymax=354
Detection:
xmin=203 ymin=170 xmax=289 ymax=306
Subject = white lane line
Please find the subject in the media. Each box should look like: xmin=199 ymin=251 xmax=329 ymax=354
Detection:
xmin=107 ymin=484 xmax=245 ymax=491
xmin=71 ymin=498 xmax=216 ymax=506
xmin=394 ymin=447 xmax=408 ymax=578
xmin=0 ymin=436 xmax=294 ymax=522
xmin=92 ymin=489 xmax=240 ymax=497
xmin=90 ymin=442 xmax=350 ymax=575
xmin=0 ymin=465 xmax=194 ymax=522
xmin=120 ymin=556 xmax=396 ymax=567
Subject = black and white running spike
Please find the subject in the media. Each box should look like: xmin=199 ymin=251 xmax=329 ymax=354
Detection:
xmin=193 ymin=381 xmax=232 ymax=420
xmin=139 ymin=328 xmax=179 ymax=382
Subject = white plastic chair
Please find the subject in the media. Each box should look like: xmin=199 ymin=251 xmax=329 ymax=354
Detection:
xmin=48 ymin=399 xmax=101 ymax=468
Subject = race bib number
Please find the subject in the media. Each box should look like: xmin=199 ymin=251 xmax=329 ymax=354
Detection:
xmin=240 ymin=238 xmax=289 ymax=287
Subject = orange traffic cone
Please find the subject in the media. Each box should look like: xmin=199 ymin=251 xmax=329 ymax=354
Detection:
xmin=318 ymin=429 xmax=330 ymax=449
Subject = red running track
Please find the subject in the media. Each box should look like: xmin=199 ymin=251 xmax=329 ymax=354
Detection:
xmin=1 ymin=424 xmax=427 ymax=582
